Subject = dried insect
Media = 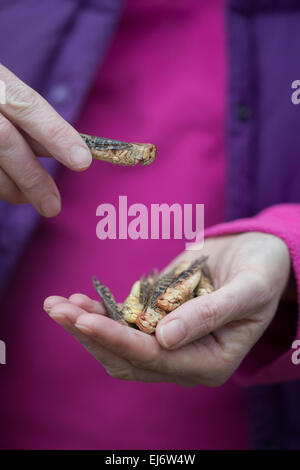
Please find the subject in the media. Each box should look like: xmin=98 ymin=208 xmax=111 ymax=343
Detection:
xmin=121 ymin=271 xmax=158 ymax=324
xmin=92 ymin=276 xmax=128 ymax=326
xmin=156 ymin=256 xmax=208 ymax=312
xmin=135 ymin=262 xmax=194 ymax=333
xmin=80 ymin=133 xmax=156 ymax=166
xmin=121 ymin=280 xmax=144 ymax=323
xmin=91 ymin=256 xmax=214 ymax=335
xmin=135 ymin=270 xmax=176 ymax=334
xmin=135 ymin=306 xmax=167 ymax=335
xmin=173 ymin=261 xmax=191 ymax=278
xmin=196 ymin=266 xmax=215 ymax=296
xmin=140 ymin=270 xmax=158 ymax=306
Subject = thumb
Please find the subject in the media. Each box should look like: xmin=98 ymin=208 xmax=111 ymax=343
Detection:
xmin=155 ymin=272 xmax=267 ymax=350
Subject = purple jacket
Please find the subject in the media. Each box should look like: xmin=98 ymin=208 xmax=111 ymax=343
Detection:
xmin=0 ymin=0 xmax=300 ymax=449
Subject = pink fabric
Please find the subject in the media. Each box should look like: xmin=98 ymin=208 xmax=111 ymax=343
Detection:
xmin=0 ymin=0 xmax=253 ymax=449
xmin=205 ymin=204 xmax=300 ymax=385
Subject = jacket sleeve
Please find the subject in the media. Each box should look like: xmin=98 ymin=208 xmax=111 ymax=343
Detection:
xmin=204 ymin=203 xmax=300 ymax=386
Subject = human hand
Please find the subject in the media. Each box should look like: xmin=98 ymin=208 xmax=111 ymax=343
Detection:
xmin=44 ymin=232 xmax=291 ymax=387
xmin=0 ymin=64 xmax=92 ymax=216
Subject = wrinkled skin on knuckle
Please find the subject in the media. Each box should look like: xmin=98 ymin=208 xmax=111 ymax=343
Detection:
xmin=42 ymin=120 xmax=68 ymax=146
xmin=194 ymin=301 xmax=218 ymax=334
xmin=6 ymin=81 xmax=37 ymax=111
xmin=20 ymin=166 xmax=46 ymax=193
xmin=222 ymin=290 xmax=238 ymax=310
xmin=0 ymin=117 xmax=14 ymax=146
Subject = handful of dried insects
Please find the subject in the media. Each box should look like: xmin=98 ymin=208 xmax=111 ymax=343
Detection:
xmin=92 ymin=256 xmax=215 ymax=334
xmin=80 ymin=133 xmax=156 ymax=166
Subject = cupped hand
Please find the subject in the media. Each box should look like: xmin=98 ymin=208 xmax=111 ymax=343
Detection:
xmin=0 ymin=64 xmax=92 ymax=216
xmin=44 ymin=232 xmax=291 ymax=387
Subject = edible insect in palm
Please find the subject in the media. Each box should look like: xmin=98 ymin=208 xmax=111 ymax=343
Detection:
xmin=135 ymin=261 xmax=200 ymax=333
xmin=91 ymin=256 xmax=214 ymax=335
xmin=196 ymin=268 xmax=215 ymax=296
xmin=135 ymin=270 xmax=177 ymax=334
xmin=121 ymin=280 xmax=144 ymax=323
xmin=121 ymin=271 xmax=158 ymax=323
xmin=80 ymin=133 xmax=156 ymax=166
xmin=92 ymin=276 xmax=128 ymax=326
xmin=139 ymin=271 xmax=158 ymax=306
xmin=156 ymin=256 xmax=208 ymax=312
xmin=135 ymin=305 xmax=167 ymax=335
xmin=173 ymin=261 xmax=191 ymax=278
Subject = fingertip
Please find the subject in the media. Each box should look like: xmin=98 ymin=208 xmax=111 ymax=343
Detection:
xmin=156 ymin=318 xmax=187 ymax=350
xmin=39 ymin=193 xmax=61 ymax=218
xmin=69 ymin=145 xmax=92 ymax=171
xmin=43 ymin=295 xmax=68 ymax=312
xmin=48 ymin=311 xmax=67 ymax=322
xmin=47 ymin=302 xmax=76 ymax=325
xmin=155 ymin=328 xmax=168 ymax=349
xmin=45 ymin=303 xmax=66 ymax=322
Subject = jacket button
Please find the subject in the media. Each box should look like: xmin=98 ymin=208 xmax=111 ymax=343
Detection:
xmin=237 ymin=104 xmax=252 ymax=122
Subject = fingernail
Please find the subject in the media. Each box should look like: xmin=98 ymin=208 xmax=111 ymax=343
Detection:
xmin=43 ymin=306 xmax=51 ymax=313
xmin=48 ymin=312 xmax=65 ymax=319
xmin=39 ymin=194 xmax=61 ymax=217
xmin=75 ymin=323 xmax=92 ymax=334
xmin=70 ymin=145 xmax=92 ymax=169
xmin=159 ymin=319 xmax=186 ymax=348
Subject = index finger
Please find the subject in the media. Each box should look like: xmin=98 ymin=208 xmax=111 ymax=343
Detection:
xmin=0 ymin=64 xmax=92 ymax=170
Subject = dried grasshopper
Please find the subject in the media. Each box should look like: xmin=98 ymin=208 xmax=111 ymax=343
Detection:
xmin=92 ymin=276 xmax=128 ymax=326
xmin=91 ymin=257 xmax=215 ymax=335
xmin=196 ymin=265 xmax=214 ymax=296
xmin=135 ymin=262 xmax=195 ymax=334
xmin=156 ymin=256 xmax=208 ymax=312
xmin=135 ymin=271 xmax=175 ymax=334
xmin=80 ymin=133 xmax=156 ymax=166
xmin=122 ymin=271 xmax=157 ymax=324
